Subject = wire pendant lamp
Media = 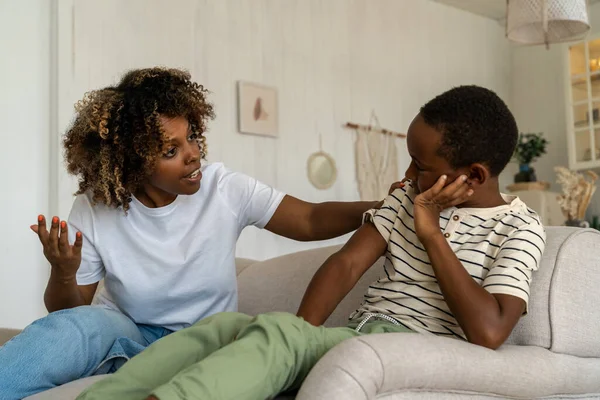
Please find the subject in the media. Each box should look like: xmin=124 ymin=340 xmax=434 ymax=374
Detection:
xmin=506 ymin=0 xmax=590 ymax=47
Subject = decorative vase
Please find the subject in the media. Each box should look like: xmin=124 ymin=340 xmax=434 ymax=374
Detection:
xmin=514 ymin=163 xmax=537 ymax=183
xmin=565 ymin=219 xmax=590 ymax=228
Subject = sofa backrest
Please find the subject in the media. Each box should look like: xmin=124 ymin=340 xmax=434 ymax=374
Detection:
xmin=505 ymin=227 xmax=600 ymax=357
xmin=237 ymin=243 xmax=381 ymax=328
xmin=237 ymin=227 xmax=600 ymax=357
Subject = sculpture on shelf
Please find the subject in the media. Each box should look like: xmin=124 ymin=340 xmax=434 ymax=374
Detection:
xmin=555 ymin=166 xmax=598 ymax=227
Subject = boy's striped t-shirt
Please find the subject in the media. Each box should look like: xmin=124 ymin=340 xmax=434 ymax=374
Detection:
xmin=350 ymin=184 xmax=546 ymax=340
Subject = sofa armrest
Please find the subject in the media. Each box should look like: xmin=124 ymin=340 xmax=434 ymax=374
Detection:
xmin=0 ymin=328 xmax=20 ymax=346
xmin=298 ymin=333 xmax=600 ymax=399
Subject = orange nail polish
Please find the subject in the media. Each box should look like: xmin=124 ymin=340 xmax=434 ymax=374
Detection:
xmin=52 ymin=217 xmax=58 ymax=224
xmin=76 ymin=232 xmax=82 ymax=238
xmin=38 ymin=215 xmax=43 ymax=222
xmin=61 ymin=221 xmax=66 ymax=229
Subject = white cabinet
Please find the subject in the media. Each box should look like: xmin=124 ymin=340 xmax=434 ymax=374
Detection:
xmin=566 ymin=36 xmax=600 ymax=170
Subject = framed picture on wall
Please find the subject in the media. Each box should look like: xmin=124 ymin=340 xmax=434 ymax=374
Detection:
xmin=237 ymin=81 xmax=278 ymax=137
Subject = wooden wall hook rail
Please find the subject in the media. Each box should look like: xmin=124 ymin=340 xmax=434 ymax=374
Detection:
xmin=343 ymin=122 xmax=406 ymax=138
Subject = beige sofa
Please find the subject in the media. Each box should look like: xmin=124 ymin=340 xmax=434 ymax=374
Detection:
xmin=2 ymin=227 xmax=600 ymax=399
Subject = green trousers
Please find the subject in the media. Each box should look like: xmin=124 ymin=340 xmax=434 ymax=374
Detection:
xmin=77 ymin=312 xmax=412 ymax=400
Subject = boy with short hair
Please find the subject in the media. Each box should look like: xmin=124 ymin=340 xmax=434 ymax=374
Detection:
xmin=79 ymin=85 xmax=546 ymax=400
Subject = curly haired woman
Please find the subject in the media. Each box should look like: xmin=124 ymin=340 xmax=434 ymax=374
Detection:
xmin=0 ymin=68 xmax=398 ymax=399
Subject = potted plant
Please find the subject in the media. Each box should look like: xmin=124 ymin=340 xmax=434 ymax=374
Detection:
xmin=513 ymin=132 xmax=548 ymax=183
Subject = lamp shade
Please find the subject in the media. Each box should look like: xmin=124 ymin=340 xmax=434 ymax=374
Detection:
xmin=507 ymin=0 xmax=590 ymax=45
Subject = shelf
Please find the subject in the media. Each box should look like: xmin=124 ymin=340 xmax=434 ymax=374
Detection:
xmin=574 ymin=123 xmax=600 ymax=131
xmin=570 ymin=159 xmax=600 ymax=171
xmin=571 ymin=99 xmax=600 ymax=108
xmin=506 ymin=182 xmax=550 ymax=193
xmin=571 ymin=72 xmax=600 ymax=87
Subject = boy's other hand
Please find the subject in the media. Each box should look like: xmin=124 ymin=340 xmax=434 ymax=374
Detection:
xmin=30 ymin=215 xmax=83 ymax=279
xmin=413 ymin=175 xmax=473 ymax=241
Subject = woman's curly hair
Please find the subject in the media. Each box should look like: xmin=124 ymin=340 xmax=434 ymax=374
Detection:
xmin=63 ymin=67 xmax=214 ymax=211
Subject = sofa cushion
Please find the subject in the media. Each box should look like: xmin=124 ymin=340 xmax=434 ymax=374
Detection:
xmin=297 ymin=333 xmax=600 ymax=400
xmin=22 ymin=375 xmax=296 ymax=400
xmin=24 ymin=375 xmax=108 ymax=400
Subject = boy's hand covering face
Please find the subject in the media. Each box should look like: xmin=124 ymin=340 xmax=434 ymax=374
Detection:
xmin=413 ymin=174 xmax=473 ymax=240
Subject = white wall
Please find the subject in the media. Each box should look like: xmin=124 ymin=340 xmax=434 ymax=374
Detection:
xmin=510 ymin=3 xmax=600 ymax=220
xmin=56 ymin=0 xmax=512 ymax=261
xmin=0 ymin=0 xmax=51 ymax=328
xmin=510 ymin=43 xmax=568 ymax=190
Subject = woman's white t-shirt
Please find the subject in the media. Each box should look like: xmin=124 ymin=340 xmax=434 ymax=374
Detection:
xmin=68 ymin=163 xmax=284 ymax=331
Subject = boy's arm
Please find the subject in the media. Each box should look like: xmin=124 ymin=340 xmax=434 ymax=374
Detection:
xmin=296 ymin=223 xmax=387 ymax=326
xmin=414 ymin=175 xmax=529 ymax=349
xmin=421 ymin=234 xmax=525 ymax=349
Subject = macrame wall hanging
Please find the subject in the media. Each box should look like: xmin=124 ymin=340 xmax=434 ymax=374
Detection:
xmin=344 ymin=111 xmax=406 ymax=201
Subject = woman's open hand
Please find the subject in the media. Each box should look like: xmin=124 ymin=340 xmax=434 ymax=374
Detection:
xmin=31 ymin=215 xmax=83 ymax=279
